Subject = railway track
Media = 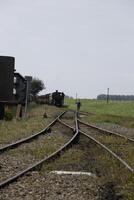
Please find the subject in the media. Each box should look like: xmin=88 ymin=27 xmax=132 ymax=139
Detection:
xmin=0 ymin=111 xmax=66 ymax=153
xmin=0 ymin=111 xmax=78 ymax=189
xmin=78 ymin=119 xmax=134 ymax=142
xmin=0 ymin=110 xmax=133 ymax=192
xmin=79 ymin=110 xmax=134 ymax=140
xmin=59 ymin=113 xmax=134 ymax=173
xmin=79 ymin=119 xmax=134 ymax=170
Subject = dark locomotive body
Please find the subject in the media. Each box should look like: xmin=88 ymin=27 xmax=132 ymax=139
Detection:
xmin=0 ymin=56 xmax=32 ymax=105
xmin=0 ymin=56 xmax=15 ymax=102
xmin=52 ymin=91 xmax=65 ymax=107
xmin=37 ymin=91 xmax=65 ymax=107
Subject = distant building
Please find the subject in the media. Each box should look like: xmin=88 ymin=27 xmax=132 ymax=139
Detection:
xmin=97 ymin=94 xmax=134 ymax=101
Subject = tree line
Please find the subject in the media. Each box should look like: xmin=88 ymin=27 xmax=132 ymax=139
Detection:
xmin=97 ymin=94 xmax=134 ymax=101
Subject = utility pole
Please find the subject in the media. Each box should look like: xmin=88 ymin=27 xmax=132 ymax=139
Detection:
xmin=76 ymin=93 xmax=78 ymax=112
xmin=24 ymin=80 xmax=29 ymax=118
xmin=24 ymin=76 xmax=32 ymax=118
xmin=107 ymin=88 xmax=109 ymax=104
xmin=76 ymin=93 xmax=78 ymax=103
xmin=43 ymin=88 xmax=47 ymax=118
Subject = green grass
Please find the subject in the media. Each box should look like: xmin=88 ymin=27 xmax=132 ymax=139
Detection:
xmin=65 ymin=99 xmax=134 ymax=128
xmin=41 ymin=135 xmax=134 ymax=200
xmin=0 ymin=102 xmax=133 ymax=199
xmin=65 ymin=99 xmax=134 ymax=117
xmin=0 ymin=104 xmax=64 ymax=146
xmin=64 ymin=99 xmax=134 ymax=199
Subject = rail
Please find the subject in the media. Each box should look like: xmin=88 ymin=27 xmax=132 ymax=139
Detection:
xmin=0 ymin=111 xmax=79 ymax=189
xmin=59 ymin=118 xmax=134 ymax=173
xmin=0 ymin=111 xmax=66 ymax=154
xmin=78 ymin=119 xmax=134 ymax=142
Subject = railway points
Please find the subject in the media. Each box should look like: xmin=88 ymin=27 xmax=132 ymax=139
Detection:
xmin=0 ymin=105 xmax=134 ymax=199
xmin=59 ymin=114 xmax=134 ymax=173
xmin=0 ymin=110 xmax=78 ymax=189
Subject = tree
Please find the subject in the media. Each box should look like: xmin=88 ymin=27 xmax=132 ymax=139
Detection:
xmin=31 ymin=78 xmax=45 ymax=98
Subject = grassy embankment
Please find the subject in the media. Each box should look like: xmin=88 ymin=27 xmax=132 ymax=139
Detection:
xmin=0 ymin=103 xmax=64 ymax=146
xmin=65 ymin=99 xmax=134 ymax=128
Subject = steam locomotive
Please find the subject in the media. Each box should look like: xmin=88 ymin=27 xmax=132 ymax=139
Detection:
xmin=37 ymin=90 xmax=65 ymax=107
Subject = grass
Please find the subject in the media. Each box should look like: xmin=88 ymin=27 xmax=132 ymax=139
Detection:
xmin=41 ymin=135 xmax=134 ymax=200
xmin=0 ymin=101 xmax=133 ymax=199
xmin=41 ymin=148 xmax=84 ymax=172
xmin=92 ymin=134 xmax=134 ymax=167
xmin=6 ymin=126 xmax=70 ymax=161
xmin=64 ymin=99 xmax=134 ymax=199
xmin=65 ymin=99 xmax=134 ymax=128
xmin=0 ymin=103 xmax=64 ymax=146
xmin=65 ymin=99 xmax=134 ymax=117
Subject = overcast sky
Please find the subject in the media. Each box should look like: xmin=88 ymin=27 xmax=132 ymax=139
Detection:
xmin=0 ymin=0 xmax=134 ymax=98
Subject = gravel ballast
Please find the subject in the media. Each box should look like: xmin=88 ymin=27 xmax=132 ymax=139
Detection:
xmin=0 ymin=123 xmax=72 ymax=182
xmin=0 ymin=172 xmax=99 ymax=200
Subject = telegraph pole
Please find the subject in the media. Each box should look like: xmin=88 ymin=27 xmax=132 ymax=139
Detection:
xmin=76 ymin=93 xmax=78 ymax=112
xmin=24 ymin=80 xmax=29 ymax=118
xmin=107 ymin=88 xmax=109 ymax=104
xmin=43 ymin=88 xmax=47 ymax=118
xmin=76 ymin=93 xmax=78 ymax=103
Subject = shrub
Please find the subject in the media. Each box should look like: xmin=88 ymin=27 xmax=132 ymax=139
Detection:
xmin=4 ymin=110 xmax=13 ymax=121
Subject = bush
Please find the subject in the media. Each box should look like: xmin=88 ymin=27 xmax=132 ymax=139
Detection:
xmin=4 ymin=110 xmax=13 ymax=121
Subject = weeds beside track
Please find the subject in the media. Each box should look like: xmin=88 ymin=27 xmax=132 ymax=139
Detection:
xmin=0 ymin=111 xmax=78 ymax=189
xmin=0 ymin=109 xmax=133 ymax=199
xmin=59 ymin=112 xmax=134 ymax=172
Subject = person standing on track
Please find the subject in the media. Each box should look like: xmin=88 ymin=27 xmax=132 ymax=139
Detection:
xmin=76 ymin=100 xmax=81 ymax=111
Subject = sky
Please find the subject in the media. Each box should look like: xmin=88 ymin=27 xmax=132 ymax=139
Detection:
xmin=0 ymin=0 xmax=134 ymax=98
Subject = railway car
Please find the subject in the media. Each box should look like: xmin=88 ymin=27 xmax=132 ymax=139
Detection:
xmin=37 ymin=90 xmax=65 ymax=107
xmin=36 ymin=93 xmax=52 ymax=104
